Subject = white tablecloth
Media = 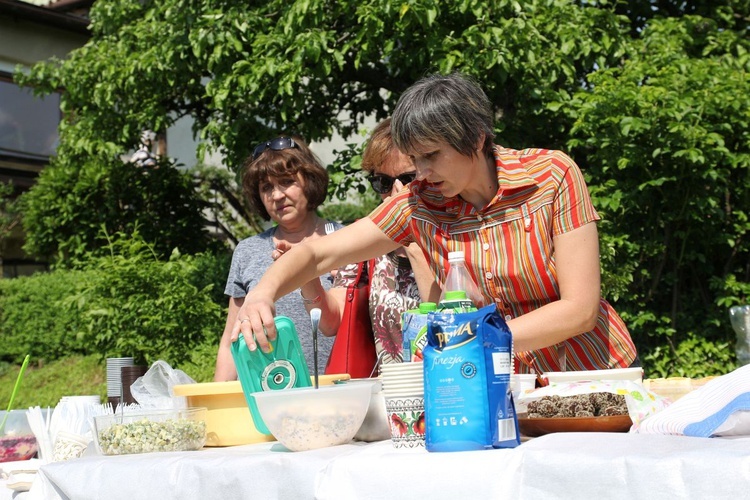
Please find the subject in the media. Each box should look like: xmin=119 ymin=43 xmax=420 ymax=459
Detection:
xmin=22 ymin=433 xmax=750 ymax=499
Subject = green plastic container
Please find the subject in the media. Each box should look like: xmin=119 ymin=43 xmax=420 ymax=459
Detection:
xmin=231 ymin=316 xmax=311 ymax=434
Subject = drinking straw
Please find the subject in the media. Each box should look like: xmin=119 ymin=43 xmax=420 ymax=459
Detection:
xmin=0 ymin=354 xmax=31 ymax=433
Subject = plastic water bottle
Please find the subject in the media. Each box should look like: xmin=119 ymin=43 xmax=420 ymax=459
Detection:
xmin=438 ymin=251 xmax=485 ymax=312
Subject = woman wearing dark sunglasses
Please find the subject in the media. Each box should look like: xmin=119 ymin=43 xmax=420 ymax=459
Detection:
xmin=232 ymin=73 xmax=637 ymax=376
xmin=214 ymin=137 xmax=339 ymax=381
xmin=290 ymin=119 xmax=440 ymax=365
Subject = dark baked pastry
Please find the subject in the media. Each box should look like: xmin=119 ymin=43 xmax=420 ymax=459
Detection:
xmin=527 ymin=393 xmax=628 ymax=418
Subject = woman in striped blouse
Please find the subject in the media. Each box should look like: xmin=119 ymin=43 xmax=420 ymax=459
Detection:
xmin=232 ymin=73 xmax=638 ymax=373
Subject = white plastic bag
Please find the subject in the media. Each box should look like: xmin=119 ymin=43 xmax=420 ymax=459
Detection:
xmin=516 ymin=380 xmax=670 ymax=426
xmin=130 ymin=360 xmax=196 ymax=409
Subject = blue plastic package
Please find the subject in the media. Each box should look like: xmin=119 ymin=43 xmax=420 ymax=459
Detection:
xmin=423 ymin=304 xmax=520 ymax=452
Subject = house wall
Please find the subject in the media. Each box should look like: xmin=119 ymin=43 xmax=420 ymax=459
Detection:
xmin=0 ymin=16 xmax=88 ymax=70
xmin=0 ymin=0 xmax=90 ymax=276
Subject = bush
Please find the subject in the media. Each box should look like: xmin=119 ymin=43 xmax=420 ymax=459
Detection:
xmin=1 ymin=230 xmax=228 ymax=375
xmin=21 ymin=154 xmax=219 ymax=266
xmin=179 ymin=339 xmax=223 ymax=383
xmin=567 ymin=17 xmax=749 ymax=374
xmin=0 ymin=269 xmax=94 ymax=363
xmin=643 ymin=333 xmax=738 ymax=379
xmin=189 ymin=250 xmax=233 ymax=308
xmin=60 ymin=230 xmax=226 ymax=368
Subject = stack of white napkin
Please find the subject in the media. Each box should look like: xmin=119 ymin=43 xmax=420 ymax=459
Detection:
xmin=634 ymin=364 xmax=750 ymax=437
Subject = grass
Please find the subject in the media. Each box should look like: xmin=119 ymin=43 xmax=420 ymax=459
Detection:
xmin=0 ymin=350 xmax=217 ymax=410
xmin=0 ymin=355 xmax=107 ymax=409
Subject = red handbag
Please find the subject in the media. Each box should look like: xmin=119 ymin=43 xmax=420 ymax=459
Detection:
xmin=325 ymin=260 xmax=378 ymax=379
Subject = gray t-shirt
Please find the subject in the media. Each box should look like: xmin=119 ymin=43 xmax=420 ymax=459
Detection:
xmin=224 ymin=224 xmax=341 ymax=375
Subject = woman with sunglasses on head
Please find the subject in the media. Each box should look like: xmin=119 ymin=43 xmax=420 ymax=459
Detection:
xmin=232 ymin=73 xmax=637 ymax=375
xmin=284 ymin=119 xmax=440 ymax=366
xmin=214 ymin=136 xmax=340 ymax=381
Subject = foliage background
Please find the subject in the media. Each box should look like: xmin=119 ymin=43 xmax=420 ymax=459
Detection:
xmin=1 ymin=1 xmax=748 ymax=404
xmin=0 ymin=232 xmax=227 ymax=383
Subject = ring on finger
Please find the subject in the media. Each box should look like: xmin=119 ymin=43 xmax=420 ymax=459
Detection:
xmin=240 ymin=318 xmax=251 ymax=324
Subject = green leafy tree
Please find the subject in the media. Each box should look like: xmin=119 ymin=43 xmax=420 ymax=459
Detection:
xmin=13 ymin=0 xmax=750 ymax=376
xmin=16 ymin=0 xmax=633 ymax=170
xmin=21 ymin=153 xmax=218 ymax=265
xmin=565 ymin=16 xmax=750 ymax=375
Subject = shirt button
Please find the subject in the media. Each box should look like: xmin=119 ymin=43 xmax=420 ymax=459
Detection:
xmin=505 ymin=314 xmax=512 ymax=321
xmin=485 ymin=271 xmax=493 ymax=280
xmin=476 ymin=215 xmax=482 ymax=221
xmin=483 ymin=243 xmax=490 ymax=251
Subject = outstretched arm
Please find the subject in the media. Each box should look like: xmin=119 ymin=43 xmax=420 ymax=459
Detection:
xmin=298 ymin=277 xmax=347 ymax=336
xmin=232 ymin=218 xmax=399 ymax=351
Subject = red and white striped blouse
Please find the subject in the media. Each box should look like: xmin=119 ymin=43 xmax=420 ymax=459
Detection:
xmin=369 ymin=145 xmax=637 ymax=373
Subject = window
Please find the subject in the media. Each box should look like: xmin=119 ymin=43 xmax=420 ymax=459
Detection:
xmin=0 ymin=77 xmax=60 ymax=159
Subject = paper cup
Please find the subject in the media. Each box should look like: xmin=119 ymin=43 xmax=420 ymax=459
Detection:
xmin=384 ymin=395 xmax=425 ymax=448
xmin=121 ymin=365 xmax=148 ymax=404
xmin=382 ymin=384 xmax=424 ymax=394
xmin=381 ymin=373 xmax=423 ymax=381
xmin=53 ymin=431 xmax=88 ymax=462
xmin=382 ymin=381 xmax=424 ymax=389
xmin=380 ymin=363 xmax=423 ymax=374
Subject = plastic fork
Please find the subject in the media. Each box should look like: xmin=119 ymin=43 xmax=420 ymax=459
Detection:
xmin=324 ymin=222 xmax=336 ymax=235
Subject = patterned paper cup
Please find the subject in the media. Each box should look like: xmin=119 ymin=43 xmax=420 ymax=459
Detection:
xmin=382 ymin=382 xmax=423 ymax=393
xmin=380 ymin=363 xmax=424 ymax=375
xmin=384 ymin=395 xmax=425 ymax=449
xmin=381 ymin=373 xmax=424 ymax=383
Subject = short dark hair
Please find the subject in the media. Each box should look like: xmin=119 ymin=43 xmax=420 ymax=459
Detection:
xmin=242 ymin=138 xmax=329 ymax=220
xmin=392 ymin=73 xmax=495 ymax=159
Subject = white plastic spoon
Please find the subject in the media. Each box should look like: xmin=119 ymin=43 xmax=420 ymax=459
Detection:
xmin=310 ymin=308 xmax=321 ymax=389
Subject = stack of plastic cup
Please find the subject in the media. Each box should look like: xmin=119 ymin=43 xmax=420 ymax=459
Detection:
xmin=106 ymin=357 xmax=134 ymax=406
xmin=120 ymin=365 xmax=148 ymax=404
xmin=379 ymin=362 xmax=425 ymax=448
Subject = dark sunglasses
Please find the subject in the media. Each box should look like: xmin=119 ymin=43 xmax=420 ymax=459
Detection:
xmin=252 ymin=137 xmax=298 ymax=160
xmin=368 ymin=172 xmax=417 ymax=194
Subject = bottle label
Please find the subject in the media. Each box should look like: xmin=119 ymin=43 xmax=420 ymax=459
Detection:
xmin=438 ymin=299 xmax=476 ymax=314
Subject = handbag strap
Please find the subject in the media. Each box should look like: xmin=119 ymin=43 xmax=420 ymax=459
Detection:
xmin=347 ymin=260 xmax=371 ymax=301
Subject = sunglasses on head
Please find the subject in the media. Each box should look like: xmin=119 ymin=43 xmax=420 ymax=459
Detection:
xmin=252 ymin=137 xmax=298 ymax=160
xmin=368 ymin=172 xmax=417 ymax=194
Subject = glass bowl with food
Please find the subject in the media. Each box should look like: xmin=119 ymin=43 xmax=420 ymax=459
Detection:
xmin=93 ymin=407 xmax=207 ymax=456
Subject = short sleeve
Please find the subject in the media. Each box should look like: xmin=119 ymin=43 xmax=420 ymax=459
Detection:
xmin=551 ymin=152 xmax=600 ymax=235
xmin=368 ymin=190 xmax=415 ymax=245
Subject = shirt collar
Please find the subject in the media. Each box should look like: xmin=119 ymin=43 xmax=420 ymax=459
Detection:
xmin=410 ymin=145 xmax=539 ymax=211
xmin=494 ymin=146 xmax=538 ymax=192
